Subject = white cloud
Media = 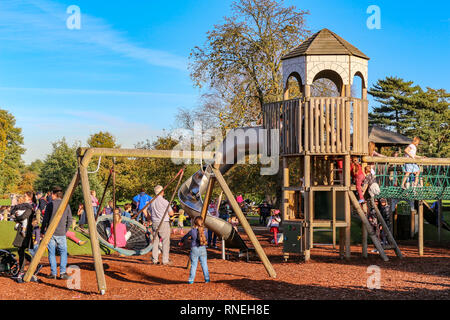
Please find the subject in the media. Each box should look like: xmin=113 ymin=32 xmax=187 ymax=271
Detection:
xmin=0 ymin=0 xmax=188 ymax=70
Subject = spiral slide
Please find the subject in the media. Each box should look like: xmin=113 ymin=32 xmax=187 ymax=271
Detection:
xmin=178 ymin=127 xmax=266 ymax=249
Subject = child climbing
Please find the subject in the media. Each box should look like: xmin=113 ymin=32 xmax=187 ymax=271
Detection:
xmin=107 ymin=212 xmax=132 ymax=248
xmin=178 ymin=216 xmax=210 ymax=284
xmin=351 ymin=157 xmax=366 ymax=204
xmin=362 ymin=165 xmax=380 ymax=199
xmin=267 ymin=210 xmax=281 ymax=245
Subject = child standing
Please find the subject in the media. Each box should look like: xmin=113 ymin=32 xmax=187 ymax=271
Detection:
xmin=179 ymin=216 xmax=210 ymax=284
xmin=29 ymin=218 xmax=40 ymax=257
xmin=122 ymin=203 xmax=132 ymax=219
xmin=176 ymin=209 xmax=187 ymax=235
xmin=267 ymin=210 xmax=281 ymax=245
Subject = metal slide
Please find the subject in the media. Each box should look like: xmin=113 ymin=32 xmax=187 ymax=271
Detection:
xmin=178 ymin=127 xmax=265 ymax=249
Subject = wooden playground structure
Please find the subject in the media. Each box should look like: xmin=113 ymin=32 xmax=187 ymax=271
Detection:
xmin=263 ymin=28 xmax=449 ymax=262
xmin=20 ymin=28 xmax=450 ymax=295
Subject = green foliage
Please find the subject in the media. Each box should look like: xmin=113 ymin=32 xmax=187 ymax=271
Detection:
xmin=0 ymin=109 xmax=25 ymax=194
xmin=369 ymin=77 xmax=449 ymax=158
xmin=34 ymin=139 xmax=103 ymax=209
xmin=368 ymin=77 xmax=422 ymax=135
xmin=189 ymin=0 xmax=310 ymax=129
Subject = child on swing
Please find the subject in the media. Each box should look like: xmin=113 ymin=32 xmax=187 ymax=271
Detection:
xmin=178 ymin=216 xmax=210 ymax=284
xmin=107 ymin=210 xmax=131 ymax=248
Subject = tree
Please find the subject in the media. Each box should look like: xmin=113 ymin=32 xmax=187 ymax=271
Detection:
xmin=34 ymin=138 xmax=102 ymax=209
xmin=399 ymin=87 xmax=450 ymax=157
xmin=368 ymin=77 xmax=422 ymax=134
xmin=0 ymin=109 xmax=26 ymax=194
xmin=189 ymin=0 xmax=310 ymax=129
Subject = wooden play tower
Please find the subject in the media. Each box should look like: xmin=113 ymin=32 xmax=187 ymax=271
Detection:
xmin=263 ymin=28 xmax=372 ymax=261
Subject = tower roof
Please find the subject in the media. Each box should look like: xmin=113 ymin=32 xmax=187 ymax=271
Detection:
xmin=282 ymin=28 xmax=370 ymax=60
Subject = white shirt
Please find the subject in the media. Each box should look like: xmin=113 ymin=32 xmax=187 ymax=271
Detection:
xmin=405 ymin=144 xmax=417 ymax=158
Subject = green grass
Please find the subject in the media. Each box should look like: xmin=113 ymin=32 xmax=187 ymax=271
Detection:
xmin=0 ymin=199 xmax=11 ymax=206
xmin=0 ymin=220 xmax=110 ymax=258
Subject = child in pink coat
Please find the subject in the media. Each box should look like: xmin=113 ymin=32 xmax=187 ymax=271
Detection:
xmin=108 ymin=213 xmax=130 ymax=248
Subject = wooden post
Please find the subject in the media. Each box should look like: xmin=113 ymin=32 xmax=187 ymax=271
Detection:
xmin=112 ymin=158 xmax=117 ymax=248
xmin=438 ymin=200 xmax=442 ymax=243
xmin=332 ymin=188 xmax=336 ymax=249
xmin=303 ymin=155 xmax=311 ymax=261
xmin=339 ymin=228 xmax=345 ymax=259
xmin=212 ymin=167 xmax=277 ymax=278
xmin=362 ymin=224 xmax=368 ymax=258
xmin=410 ymin=208 xmax=416 ymax=239
xmin=344 ymin=155 xmax=351 ymax=259
xmin=201 ymin=177 xmax=215 ymax=221
xmin=80 ymin=165 xmax=107 ymax=294
xmin=23 ymin=171 xmax=80 ymax=283
xmin=418 ymin=201 xmax=424 ymax=256
xmin=282 ymin=157 xmax=289 ymax=221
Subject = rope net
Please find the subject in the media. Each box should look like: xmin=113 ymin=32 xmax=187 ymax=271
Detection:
xmin=373 ymin=163 xmax=450 ymax=200
xmin=96 ymin=216 xmax=152 ymax=255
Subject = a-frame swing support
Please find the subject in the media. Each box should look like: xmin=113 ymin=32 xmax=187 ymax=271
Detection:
xmin=23 ymin=147 xmax=276 ymax=294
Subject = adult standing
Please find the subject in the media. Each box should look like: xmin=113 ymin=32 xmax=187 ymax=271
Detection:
xmin=41 ymin=187 xmax=73 ymax=280
xmin=149 ymin=185 xmax=174 ymax=265
xmin=133 ymin=189 xmax=152 ymax=224
xmin=258 ymin=201 xmax=272 ymax=225
xmin=12 ymin=192 xmax=35 ymax=276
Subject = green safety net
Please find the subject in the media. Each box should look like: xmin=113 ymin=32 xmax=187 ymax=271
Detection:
xmin=373 ymin=163 xmax=450 ymax=201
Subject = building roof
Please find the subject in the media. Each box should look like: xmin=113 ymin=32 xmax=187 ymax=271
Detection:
xmin=281 ymin=28 xmax=370 ymax=60
xmin=368 ymin=126 xmax=411 ymax=146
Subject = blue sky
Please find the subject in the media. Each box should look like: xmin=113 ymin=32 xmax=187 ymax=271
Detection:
xmin=0 ymin=0 xmax=448 ymax=163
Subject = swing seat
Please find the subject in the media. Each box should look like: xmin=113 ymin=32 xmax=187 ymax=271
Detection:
xmin=96 ymin=215 xmax=153 ymax=256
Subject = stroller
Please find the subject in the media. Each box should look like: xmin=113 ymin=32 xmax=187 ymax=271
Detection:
xmin=0 ymin=249 xmax=20 ymax=277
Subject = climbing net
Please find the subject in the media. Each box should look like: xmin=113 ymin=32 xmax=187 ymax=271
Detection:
xmin=372 ymin=163 xmax=450 ymax=200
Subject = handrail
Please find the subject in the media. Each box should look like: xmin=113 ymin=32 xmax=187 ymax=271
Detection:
xmin=363 ymin=156 xmax=450 ymax=166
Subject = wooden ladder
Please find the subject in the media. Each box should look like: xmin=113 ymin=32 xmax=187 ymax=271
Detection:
xmin=348 ymin=192 xmax=403 ymax=261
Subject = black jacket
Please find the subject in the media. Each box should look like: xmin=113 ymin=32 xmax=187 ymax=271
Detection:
xmin=12 ymin=203 xmax=34 ymax=249
xmin=41 ymin=199 xmax=72 ymax=237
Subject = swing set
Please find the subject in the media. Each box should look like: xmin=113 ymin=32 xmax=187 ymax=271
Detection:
xmin=22 ymin=147 xmax=276 ymax=295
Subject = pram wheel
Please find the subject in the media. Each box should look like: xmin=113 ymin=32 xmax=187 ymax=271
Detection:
xmin=10 ymin=263 xmax=20 ymax=277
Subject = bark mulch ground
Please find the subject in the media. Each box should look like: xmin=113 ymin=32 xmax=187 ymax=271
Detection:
xmin=1 ymin=230 xmax=449 ymax=300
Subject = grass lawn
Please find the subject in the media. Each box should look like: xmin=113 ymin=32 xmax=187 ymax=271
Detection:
xmin=0 ymin=199 xmax=11 ymax=206
xmin=0 ymin=221 xmax=110 ymax=258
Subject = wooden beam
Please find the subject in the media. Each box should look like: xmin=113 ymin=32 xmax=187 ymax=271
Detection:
xmin=23 ymin=171 xmax=80 ymax=283
xmin=201 ymin=177 xmax=216 ymax=221
xmin=212 ymin=167 xmax=277 ymax=278
xmin=348 ymin=192 xmax=389 ymax=261
xmin=418 ymin=201 xmax=424 ymax=256
xmin=80 ymin=165 xmax=107 ymax=294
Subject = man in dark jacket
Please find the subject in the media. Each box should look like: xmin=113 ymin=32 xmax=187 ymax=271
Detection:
xmin=41 ymin=187 xmax=72 ymax=280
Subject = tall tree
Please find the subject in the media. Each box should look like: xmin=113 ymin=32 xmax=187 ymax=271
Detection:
xmin=0 ymin=109 xmax=25 ymax=194
xmin=34 ymin=138 xmax=102 ymax=209
xmin=189 ymin=0 xmax=309 ymax=129
xmin=368 ymin=77 xmax=422 ymax=134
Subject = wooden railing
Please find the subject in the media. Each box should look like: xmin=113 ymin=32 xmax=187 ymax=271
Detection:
xmin=262 ymin=97 xmax=369 ymax=155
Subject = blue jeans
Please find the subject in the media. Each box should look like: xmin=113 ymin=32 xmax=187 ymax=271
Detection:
xmin=207 ymin=230 xmax=217 ymax=247
xmin=189 ymin=246 xmax=210 ymax=283
xmin=137 ymin=211 xmax=146 ymax=223
xmin=47 ymin=235 xmax=68 ymax=276
xmin=29 ymin=243 xmax=39 ymax=257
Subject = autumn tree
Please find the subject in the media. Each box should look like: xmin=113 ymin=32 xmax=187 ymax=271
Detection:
xmin=188 ymin=0 xmax=310 ymax=129
xmin=0 ymin=109 xmax=26 ymax=194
